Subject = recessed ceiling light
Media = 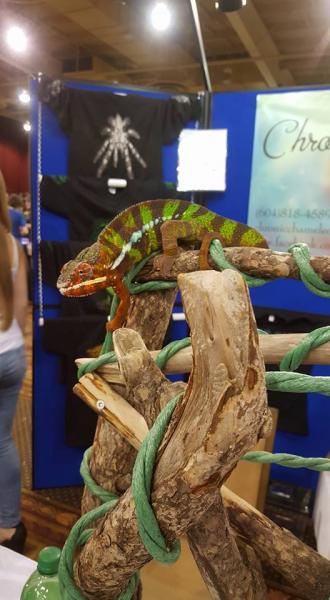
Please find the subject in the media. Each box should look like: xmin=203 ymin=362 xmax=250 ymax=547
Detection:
xmin=6 ymin=25 xmax=28 ymax=53
xmin=23 ymin=120 xmax=31 ymax=132
xmin=18 ymin=89 xmax=30 ymax=104
xmin=151 ymin=2 xmax=171 ymax=32
xmin=215 ymin=0 xmax=246 ymax=12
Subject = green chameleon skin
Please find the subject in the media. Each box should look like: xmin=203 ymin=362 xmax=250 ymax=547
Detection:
xmin=57 ymin=199 xmax=268 ymax=329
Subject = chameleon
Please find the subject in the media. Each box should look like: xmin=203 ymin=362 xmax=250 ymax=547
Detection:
xmin=57 ymin=199 xmax=268 ymax=331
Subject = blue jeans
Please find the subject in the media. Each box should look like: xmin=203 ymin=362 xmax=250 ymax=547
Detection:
xmin=0 ymin=346 xmax=26 ymax=527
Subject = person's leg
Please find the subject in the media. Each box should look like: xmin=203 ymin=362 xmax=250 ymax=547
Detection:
xmin=0 ymin=346 xmax=26 ymax=540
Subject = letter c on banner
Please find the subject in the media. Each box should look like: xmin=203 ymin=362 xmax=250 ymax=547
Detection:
xmin=263 ymin=119 xmax=299 ymax=159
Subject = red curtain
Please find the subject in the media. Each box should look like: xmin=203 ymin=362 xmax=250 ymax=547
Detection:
xmin=0 ymin=117 xmax=29 ymax=193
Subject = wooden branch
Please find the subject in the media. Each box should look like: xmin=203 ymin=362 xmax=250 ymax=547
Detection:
xmin=138 ymin=247 xmax=330 ymax=284
xmin=75 ymin=375 xmax=322 ymax=599
xmin=188 ymin=494 xmax=267 ymax=599
xmin=74 ymin=373 xmax=148 ymax=450
xmin=80 ymin=287 xmax=177 ymax=517
xmin=76 ymin=330 xmax=330 ymax=389
xmin=222 ymin=486 xmax=330 ymax=600
xmin=73 ymin=270 xmax=270 ymax=599
xmin=76 ymin=297 xmax=267 ymax=598
xmin=112 ymin=328 xmax=186 ymax=429
xmin=114 ymin=328 xmax=267 ymax=599
xmin=125 ymin=288 xmax=177 ymax=349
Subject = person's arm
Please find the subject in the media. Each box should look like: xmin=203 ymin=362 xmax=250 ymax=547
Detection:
xmin=13 ymin=243 xmax=28 ymax=333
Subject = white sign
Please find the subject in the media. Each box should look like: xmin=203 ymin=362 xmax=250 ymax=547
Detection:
xmin=177 ymin=129 xmax=227 ymax=191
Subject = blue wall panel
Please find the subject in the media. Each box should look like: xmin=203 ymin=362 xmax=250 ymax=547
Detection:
xmin=210 ymin=89 xmax=330 ymax=491
xmin=31 ymin=78 xmax=196 ymax=488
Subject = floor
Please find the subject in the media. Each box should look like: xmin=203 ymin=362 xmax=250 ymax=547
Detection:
xmin=12 ymin=307 xmax=299 ymax=598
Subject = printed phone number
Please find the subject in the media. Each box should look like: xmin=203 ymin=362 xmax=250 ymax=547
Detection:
xmin=255 ymin=208 xmax=330 ymax=219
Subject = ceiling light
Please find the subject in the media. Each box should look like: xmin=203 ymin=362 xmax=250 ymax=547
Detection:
xmin=151 ymin=2 xmax=171 ymax=32
xmin=6 ymin=25 xmax=28 ymax=53
xmin=18 ymin=89 xmax=30 ymax=104
xmin=23 ymin=120 xmax=31 ymax=132
xmin=215 ymin=0 xmax=246 ymax=12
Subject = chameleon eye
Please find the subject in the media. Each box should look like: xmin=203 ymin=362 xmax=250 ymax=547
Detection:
xmin=77 ymin=262 xmax=92 ymax=280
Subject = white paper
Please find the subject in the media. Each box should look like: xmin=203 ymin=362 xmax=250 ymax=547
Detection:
xmin=0 ymin=545 xmax=36 ymax=600
xmin=177 ymin=129 xmax=227 ymax=192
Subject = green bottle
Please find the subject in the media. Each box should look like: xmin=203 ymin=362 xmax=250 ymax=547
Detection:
xmin=20 ymin=546 xmax=62 ymax=599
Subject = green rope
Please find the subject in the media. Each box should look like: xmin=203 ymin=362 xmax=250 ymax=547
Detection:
xmin=80 ymin=448 xmax=118 ymax=503
xmin=59 ymin=395 xmax=183 ymax=599
xmin=280 ymin=326 xmax=330 ymax=371
xmin=209 ymin=239 xmax=269 ymax=287
xmin=100 ymin=293 xmax=119 ymax=355
xmin=243 ymin=451 xmax=330 ymax=472
xmin=58 ymin=497 xmax=139 ymax=600
xmin=288 ymin=243 xmax=330 ymax=297
xmin=132 ymin=394 xmax=181 ymax=564
xmin=77 ymin=350 xmax=117 ymax=379
xmin=266 ymin=371 xmax=330 ymax=396
xmin=155 ymin=337 xmax=191 ymax=370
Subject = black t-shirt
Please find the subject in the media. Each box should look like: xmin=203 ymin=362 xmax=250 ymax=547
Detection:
xmin=42 ymin=316 xmax=107 ymax=446
xmin=39 ymin=78 xmax=201 ymax=179
xmin=40 ymin=176 xmax=187 ymax=241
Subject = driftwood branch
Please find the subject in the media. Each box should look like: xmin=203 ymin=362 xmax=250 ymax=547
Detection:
xmin=139 ymin=247 xmax=330 ymax=284
xmin=187 ymin=495 xmax=267 ymax=599
xmin=73 ymin=270 xmax=270 ymax=599
xmin=75 ymin=372 xmax=268 ymax=598
xmin=78 ymin=287 xmax=177 ymax=600
xmin=114 ymin=327 xmax=267 ymax=600
xmin=76 ymin=331 xmax=330 ymax=390
xmin=223 ymin=486 xmax=330 ymax=600
xmin=79 ymin=287 xmax=177 ymax=521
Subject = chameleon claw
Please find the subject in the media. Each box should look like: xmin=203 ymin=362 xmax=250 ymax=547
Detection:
xmin=154 ymin=254 xmax=176 ymax=278
xmin=199 ymin=233 xmax=225 ymax=270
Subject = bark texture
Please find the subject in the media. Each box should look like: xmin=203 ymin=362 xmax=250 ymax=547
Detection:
xmin=73 ymin=270 xmax=270 ymax=599
xmin=139 ymin=247 xmax=330 ymax=284
xmin=223 ymin=486 xmax=330 ymax=600
xmin=188 ymin=493 xmax=267 ymax=600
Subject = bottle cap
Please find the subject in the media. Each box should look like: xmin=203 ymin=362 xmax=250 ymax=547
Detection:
xmin=37 ymin=546 xmax=61 ymax=575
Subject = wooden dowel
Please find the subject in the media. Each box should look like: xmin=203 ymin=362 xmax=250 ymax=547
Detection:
xmin=74 ymin=372 xmax=148 ymax=450
xmin=76 ymin=332 xmax=330 ymax=385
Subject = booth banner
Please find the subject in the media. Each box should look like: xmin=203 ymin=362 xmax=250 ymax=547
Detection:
xmin=248 ymin=90 xmax=330 ymax=255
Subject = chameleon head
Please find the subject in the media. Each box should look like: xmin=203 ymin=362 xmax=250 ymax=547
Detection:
xmin=57 ymin=243 xmax=113 ymax=297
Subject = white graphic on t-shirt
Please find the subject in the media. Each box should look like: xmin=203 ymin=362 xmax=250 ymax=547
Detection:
xmin=93 ymin=114 xmax=147 ymax=179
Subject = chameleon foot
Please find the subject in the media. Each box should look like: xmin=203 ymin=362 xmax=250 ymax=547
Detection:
xmin=154 ymin=254 xmax=176 ymax=278
xmin=199 ymin=233 xmax=224 ymax=270
xmin=106 ymin=315 xmax=124 ymax=332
